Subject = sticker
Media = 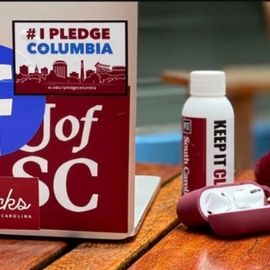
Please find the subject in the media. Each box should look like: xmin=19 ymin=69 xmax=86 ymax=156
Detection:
xmin=0 ymin=177 xmax=39 ymax=230
xmin=0 ymin=45 xmax=45 ymax=156
xmin=13 ymin=21 xmax=128 ymax=95
xmin=182 ymin=117 xmax=206 ymax=193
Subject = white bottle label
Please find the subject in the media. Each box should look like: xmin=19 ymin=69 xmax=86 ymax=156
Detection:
xmin=182 ymin=117 xmax=234 ymax=193
xmin=206 ymin=118 xmax=234 ymax=186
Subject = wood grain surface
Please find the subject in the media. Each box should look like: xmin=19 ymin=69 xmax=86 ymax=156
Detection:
xmin=129 ymin=170 xmax=270 ymax=270
xmin=136 ymin=162 xmax=180 ymax=184
xmin=0 ymin=238 xmax=68 ymax=270
xmin=0 ymin=163 xmax=180 ymax=270
xmin=45 ymin=164 xmax=181 ymax=270
xmin=130 ymin=223 xmax=270 ymax=270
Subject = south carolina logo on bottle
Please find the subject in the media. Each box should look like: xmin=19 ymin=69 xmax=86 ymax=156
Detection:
xmin=182 ymin=117 xmax=206 ymax=193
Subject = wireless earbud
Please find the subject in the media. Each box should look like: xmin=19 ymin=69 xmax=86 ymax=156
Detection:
xmin=205 ymin=190 xmax=233 ymax=214
xmin=233 ymin=187 xmax=264 ymax=209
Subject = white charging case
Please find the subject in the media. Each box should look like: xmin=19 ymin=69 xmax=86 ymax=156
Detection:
xmin=177 ymin=182 xmax=270 ymax=236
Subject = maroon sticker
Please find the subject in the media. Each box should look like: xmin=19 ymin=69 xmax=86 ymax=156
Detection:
xmin=0 ymin=177 xmax=39 ymax=230
xmin=0 ymin=94 xmax=130 ymax=233
xmin=182 ymin=117 xmax=206 ymax=193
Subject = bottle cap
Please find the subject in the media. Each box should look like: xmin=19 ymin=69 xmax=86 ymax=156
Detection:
xmin=190 ymin=70 xmax=226 ymax=96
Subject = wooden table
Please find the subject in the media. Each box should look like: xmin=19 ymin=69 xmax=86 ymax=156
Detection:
xmin=1 ymin=163 xmax=268 ymax=270
xmin=161 ymin=66 xmax=270 ymax=171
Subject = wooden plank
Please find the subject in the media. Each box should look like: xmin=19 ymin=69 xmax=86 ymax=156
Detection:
xmin=130 ymin=223 xmax=270 ymax=270
xmin=45 ymin=167 xmax=181 ymax=269
xmin=0 ymin=163 xmax=180 ymax=270
xmin=235 ymin=168 xmax=255 ymax=182
xmin=136 ymin=162 xmax=180 ymax=185
xmin=0 ymin=239 xmax=68 ymax=270
xmin=129 ymin=170 xmax=269 ymax=270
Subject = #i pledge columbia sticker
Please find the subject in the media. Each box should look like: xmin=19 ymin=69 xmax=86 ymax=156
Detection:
xmin=13 ymin=21 xmax=127 ymax=95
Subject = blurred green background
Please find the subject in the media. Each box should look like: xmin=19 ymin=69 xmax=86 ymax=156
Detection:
xmin=136 ymin=1 xmax=270 ymax=164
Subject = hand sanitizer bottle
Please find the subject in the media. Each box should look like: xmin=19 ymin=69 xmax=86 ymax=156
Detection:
xmin=182 ymin=71 xmax=234 ymax=193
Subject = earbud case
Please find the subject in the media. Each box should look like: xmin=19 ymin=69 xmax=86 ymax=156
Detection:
xmin=177 ymin=182 xmax=270 ymax=236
